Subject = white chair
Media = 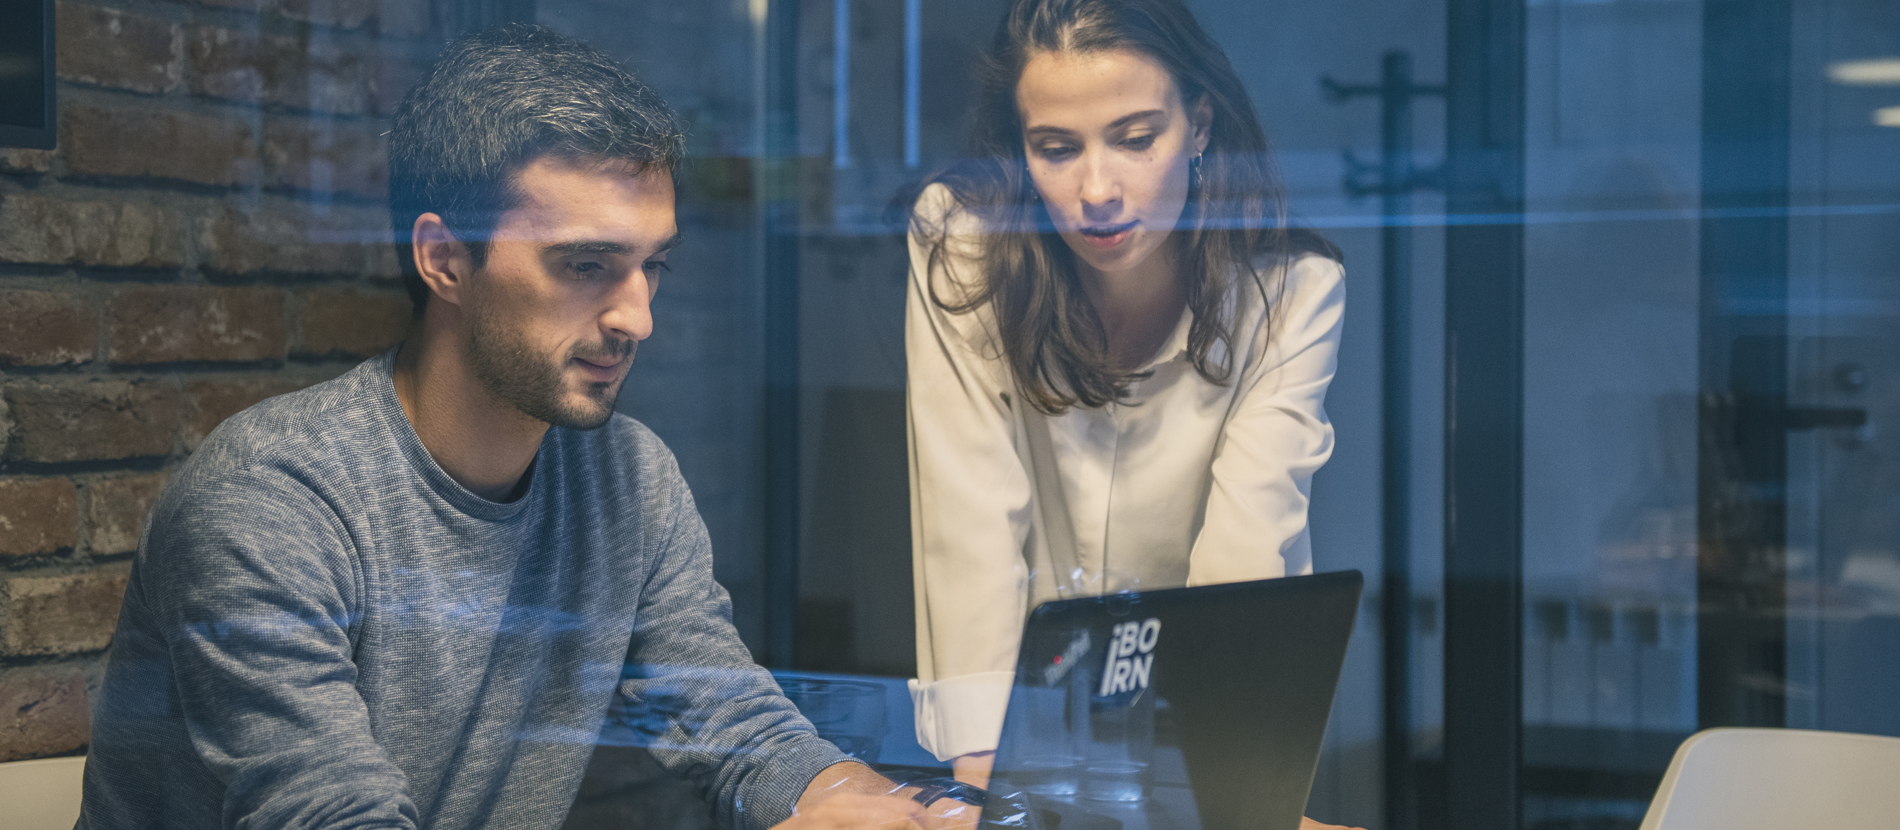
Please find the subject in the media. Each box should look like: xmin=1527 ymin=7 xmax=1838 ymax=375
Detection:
xmin=0 ymin=754 xmax=86 ymax=830
xmin=1640 ymin=728 xmax=1900 ymax=830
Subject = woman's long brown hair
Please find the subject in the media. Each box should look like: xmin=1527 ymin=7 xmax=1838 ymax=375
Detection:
xmin=912 ymin=0 xmax=1338 ymax=415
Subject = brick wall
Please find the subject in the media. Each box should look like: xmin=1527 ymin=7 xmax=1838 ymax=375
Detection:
xmin=0 ymin=0 xmax=431 ymax=762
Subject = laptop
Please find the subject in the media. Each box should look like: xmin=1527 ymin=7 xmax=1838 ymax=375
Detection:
xmin=982 ymin=570 xmax=1363 ymax=830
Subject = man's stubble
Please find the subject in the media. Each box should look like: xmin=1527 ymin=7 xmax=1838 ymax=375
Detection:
xmin=462 ymin=284 xmax=630 ymax=431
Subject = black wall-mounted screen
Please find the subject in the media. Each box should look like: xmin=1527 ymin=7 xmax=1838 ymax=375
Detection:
xmin=0 ymin=0 xmax=56 ymax=150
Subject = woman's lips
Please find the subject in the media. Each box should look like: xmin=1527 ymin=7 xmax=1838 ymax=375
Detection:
xmin=1079 ymin=221 xmax=1137 ymax=249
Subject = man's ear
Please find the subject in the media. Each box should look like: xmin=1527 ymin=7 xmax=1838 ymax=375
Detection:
xmin=412 ymin=213 xmax=474 ymax=308
xmin=1191 ymin=94 xmax=1213 ymax=155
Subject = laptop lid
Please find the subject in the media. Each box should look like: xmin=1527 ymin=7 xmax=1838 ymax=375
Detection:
xmin=987 ymin=570 xmax=1364 ymax=830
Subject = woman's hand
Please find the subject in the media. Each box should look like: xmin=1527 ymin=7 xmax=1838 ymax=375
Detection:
xmin=1301 ymin=817 xmax=1367 ymax=830
xmin=950 ymin=751 xmax=994 ymax=789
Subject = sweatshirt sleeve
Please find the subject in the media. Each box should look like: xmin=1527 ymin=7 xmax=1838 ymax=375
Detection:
xmin=610 ymin=451 xmax=850 ymax=830
xmin=904 ymin=184 xmax=1034 ymax=761
xmin=138 ymin=469 xmax=419 ymax=830
xmin=1187 ymin=255 xmax=1345 ymax=585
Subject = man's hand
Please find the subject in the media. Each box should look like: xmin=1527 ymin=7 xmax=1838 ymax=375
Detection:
xmin=777 ymin=792 xmax=928 ymax=830
xmin=783 ymin=762 xmax=979 ymax=830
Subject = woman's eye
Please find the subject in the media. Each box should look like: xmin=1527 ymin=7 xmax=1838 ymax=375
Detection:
xmin=1036 ymin=145 xmax=1076 ymax=160
xmin=1121 ymin=134 xmax=1156 ymax=150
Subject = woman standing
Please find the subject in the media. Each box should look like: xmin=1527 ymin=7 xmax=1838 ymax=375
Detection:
xmin=904 ymin=0 xmax=1346 ymax=788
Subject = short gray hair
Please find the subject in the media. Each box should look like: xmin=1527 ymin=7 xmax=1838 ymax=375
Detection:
xmin=388 ymin=23 xmax=686 ymax=313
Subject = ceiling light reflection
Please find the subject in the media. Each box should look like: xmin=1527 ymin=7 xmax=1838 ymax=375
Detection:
xmin=1829 ymin=58 xmax=1900 ymax=86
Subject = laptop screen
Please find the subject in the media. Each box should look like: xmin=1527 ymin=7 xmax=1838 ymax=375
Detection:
xmin=986 ymin=571 xmax=1363 ymax=830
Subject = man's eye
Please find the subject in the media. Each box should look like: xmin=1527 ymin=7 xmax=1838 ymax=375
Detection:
xmin=567 ymin=261 xmax=605 ymax=279
xmin=644 ymin=260 xmax=672 ymax=274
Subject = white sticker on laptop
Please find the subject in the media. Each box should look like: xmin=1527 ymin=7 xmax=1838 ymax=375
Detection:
xmin=1099 ymin=618 xmax=1160 ymax=696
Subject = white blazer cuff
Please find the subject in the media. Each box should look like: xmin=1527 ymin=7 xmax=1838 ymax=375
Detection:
xmin=909 ymin=672 xmax=1013 ymax=761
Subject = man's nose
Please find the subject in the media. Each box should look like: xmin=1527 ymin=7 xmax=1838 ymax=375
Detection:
xmin=600 ymin=273 xmax=654 ymax=343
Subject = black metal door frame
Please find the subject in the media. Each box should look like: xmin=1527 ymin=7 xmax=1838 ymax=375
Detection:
xmin=1696 ymin=0 xmax=1794 ymax=732
xmin=1440 ymin=0 xmax=1526 ymax=828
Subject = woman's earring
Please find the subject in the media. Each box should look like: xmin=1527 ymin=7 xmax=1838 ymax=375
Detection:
xmin=1189 ymin=152 xmax=1204 ymax=188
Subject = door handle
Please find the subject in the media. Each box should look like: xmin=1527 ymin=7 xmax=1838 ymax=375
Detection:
xmin=1781 ymin=407 xmax=1868 ymax=430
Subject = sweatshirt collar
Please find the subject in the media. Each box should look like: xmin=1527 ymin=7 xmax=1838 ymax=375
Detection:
xmin=371 ymin=348 xmax=541 ymax=522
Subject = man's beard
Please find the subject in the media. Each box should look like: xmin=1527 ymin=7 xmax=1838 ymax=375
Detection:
xmin=463 ymin=292 xmax=632 ymax=431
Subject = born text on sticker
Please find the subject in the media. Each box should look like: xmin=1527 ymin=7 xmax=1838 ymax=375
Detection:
xmin=1099 ymin=618 xmax=1161 ymax=696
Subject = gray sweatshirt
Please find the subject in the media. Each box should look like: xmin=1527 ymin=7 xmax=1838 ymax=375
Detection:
xmin=80 ymin=350 xmax=847 ymax=830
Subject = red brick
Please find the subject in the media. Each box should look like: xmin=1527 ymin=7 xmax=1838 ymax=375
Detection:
xmin=0 ymin=194 xmax=188 ymax=269
xmin=301 ymin=39 xmax=373 ymax=116
xmin=63 ymin=104 xmax=259 ymax=188
xmin=188 ymin=25 xmax=279 ymax=104
xmin=0 ymin=570 xmax=129 ymax=656
xmin=0 ymin=148 xmax=55 ymax=174
xmin=263 ymin=118 xmax=387 ymax=198
xmin=2 ymin=380 xmax=184 ymax=463
xmin=84 ymin=473 xmax=169 ymax=555
xmin=198 ymin=200 xmax=397 ymax=276
xmin=0 ymin=478 xmax=79 ymax=557
xmin=185 ymin=377 xmax=309 ymax=447
xmin=55 ymin=3 xmax=182 ymax=95
xmin=188 ymin=25 xmax=372 ymax=115
xmin=0 ymin=672 xmax=91 ymax=761
xmin=0 ymin=290 xmax=96 ymax=368
xmin=278 ymin=0 xmax=377 ymax=29
xmin=107 ymin=286 xmax=287 ymax=365
xmin=295 ymin=289 xmax=408 ymax=358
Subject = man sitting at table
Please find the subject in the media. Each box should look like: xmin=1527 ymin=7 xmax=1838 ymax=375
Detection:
xmin=78 ymin=23 xmax=961 ymax=830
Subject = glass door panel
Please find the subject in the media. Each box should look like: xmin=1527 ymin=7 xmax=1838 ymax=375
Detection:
xmin=1518 ymin=0 xmax=1900 ymax=827
xmin=1782 ymin=0 xmax=1900 ymax=738
xmin=1520 ymin=1 xmax=1704 ymax=826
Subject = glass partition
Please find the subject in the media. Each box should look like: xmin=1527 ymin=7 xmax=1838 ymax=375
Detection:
xmin=534 ymin=0 xmax=1898 ymax=827
xmin=1517 ymin=1 xmax=1900 ymax=828
xmin=5 ymin=0 xmax=1898 ymax=827
xmin=1520 ymin=1 xmax=1704 ymax=825
xmin=1780 ymin=0 xmax=1900 ymax=741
